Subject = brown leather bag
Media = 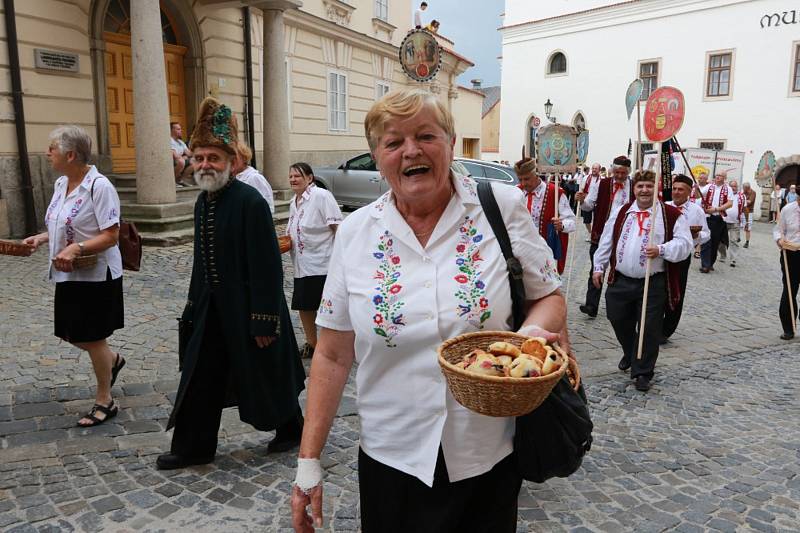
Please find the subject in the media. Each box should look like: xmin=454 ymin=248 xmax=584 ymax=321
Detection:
xmin=118 ymin=221 xmax=142 ymax=271
xmin=92 ymin=178 xmax=142 ymax=271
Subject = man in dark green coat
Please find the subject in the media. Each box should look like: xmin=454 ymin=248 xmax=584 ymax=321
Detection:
xmin=157 ymin=98 xmax=306 ymax=470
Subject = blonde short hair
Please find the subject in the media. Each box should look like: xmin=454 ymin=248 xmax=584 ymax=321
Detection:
xmin=235 ymin=141 xmax=252 ymax=162
xmin=364 ymin=89 xmax=455 ymax=151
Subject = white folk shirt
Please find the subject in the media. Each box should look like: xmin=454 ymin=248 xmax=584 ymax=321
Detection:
xmin=699 ymin=183 xmax=734 ymax=218
xmin=579 ymin=173 xmax=601 ymax=212
xmin=520 ymin=180 xmax=576 ymax=233
xmin=593 ymin=202 xmax=693 ymax=278
xmin=44 ymin=166 xmax=123 ymax=283
xmin=667 ymin=200 xmax=710 ymax=246
xmin=316 ymin=175 xmax=561 ymax=487
xmin=582 ymin=177 xmax=632 ymax=213
xmin=774 ymin=201 xmax=800 ymax=244
xmin=286 ymin=183 xmax=343 ymax=278
xmin=236 ymin=166 xmax=274 ymax=214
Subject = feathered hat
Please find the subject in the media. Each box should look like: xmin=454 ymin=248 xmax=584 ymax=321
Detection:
xmin=514 ymin=145 xmax=536 ymax=175
xmin=189 ymin=97 xmax=238 ymax=155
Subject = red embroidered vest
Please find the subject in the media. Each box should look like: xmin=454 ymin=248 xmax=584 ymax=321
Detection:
xmin=590 ymin=178 xmax=633 ymax=244
xmin=607 ymin=201 xmax=683 ymax=311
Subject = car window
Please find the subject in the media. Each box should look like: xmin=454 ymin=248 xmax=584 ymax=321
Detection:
xmin=460 ymin=161 xmax=485 ymax=178
xmin=483 ymin=166 xmax=513 ymax=182
xmin=346 ymin=153 xmax=376 ymax=171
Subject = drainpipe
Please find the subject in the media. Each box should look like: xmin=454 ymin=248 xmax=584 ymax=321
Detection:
xmin=3 ymin=0 xmax=37 ymax=236
xmin=242 ymin=7 xmax=257 ymax=167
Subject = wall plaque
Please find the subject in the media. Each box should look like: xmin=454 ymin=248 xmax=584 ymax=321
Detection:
xmin=34 ymin=49 xmax=79 ymax=73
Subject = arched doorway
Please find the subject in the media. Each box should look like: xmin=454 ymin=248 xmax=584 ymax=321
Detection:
xmin=572 ymin=111 xmax=586 ymax=132
xmin=90 ymin=0 xmax=204 ymax=174
xmin=776 ymin=164 xmax=800 ymax=189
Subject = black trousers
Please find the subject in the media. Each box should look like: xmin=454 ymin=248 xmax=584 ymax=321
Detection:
xmin=170 ymin=303 xmax=230 ymax=459
xmin=358 ymin=448 xmax=521 ymax=533
xmin=605 ymin=272 xmax=666 ymax=379
xmin=662 ymin=258 xmax=691 ymax=339
xmin=779 ymin=250 xmax=800 ymax=335
xmin=584 ymin=242 xmax=602 ymax=311
xmin=701 ymin=215 xmax=726 ymax=269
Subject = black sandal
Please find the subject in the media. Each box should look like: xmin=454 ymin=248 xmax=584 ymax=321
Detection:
xmin=110 ymin=353 xmax=126 ymax=388
xmin=77 ymin=401 xmax=118 ymax=427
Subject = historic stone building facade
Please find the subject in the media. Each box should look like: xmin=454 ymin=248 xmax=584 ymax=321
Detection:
xmin=0 ymin=0 xmax=481 ymax=239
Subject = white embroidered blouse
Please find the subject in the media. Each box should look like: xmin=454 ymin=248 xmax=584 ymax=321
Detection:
xmin=286 ymin=183 xmax=343 ymax=278
xmin=667 ymin=200 xmax=710 ymax=246
xmin=44 ymin=166 xmax=123 ymax=283
xmin=315 ymin=174 xmax=561 ymax=487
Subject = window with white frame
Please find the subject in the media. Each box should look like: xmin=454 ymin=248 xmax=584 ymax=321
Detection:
xmin=374 ymin=0 xmax=388 ymax=21
xmin=639 ymin=60 xmax=659 ymax=100
xmin=706 ymin=51 xmax=733 ymax=98
xmin=375 ymin=81 xmax=390 ymax=100
xmin=792 ymin=43 xmax=800 ymax=94
xmin=328 ymin=71 xmax=348 ymax=132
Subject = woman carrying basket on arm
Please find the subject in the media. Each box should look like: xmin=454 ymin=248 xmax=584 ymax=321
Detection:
xmin=23 ymin=125 xmax=125 ymax=427
xmin=290 ymin=89 xmax=567 ymax=532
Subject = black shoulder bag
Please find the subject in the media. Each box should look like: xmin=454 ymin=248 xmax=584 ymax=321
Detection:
xmin=476 ymin=181 xmax=593 ymax=483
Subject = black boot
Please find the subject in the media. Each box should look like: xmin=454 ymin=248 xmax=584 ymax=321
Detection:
xmin=268 ymin=412 xmax=304 ymax=453
xmin=156 ymin=453 xmax=214 ymax=470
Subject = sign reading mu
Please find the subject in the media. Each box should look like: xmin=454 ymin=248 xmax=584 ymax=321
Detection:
xmin=760 ymin=10 xmax=799 ymax=28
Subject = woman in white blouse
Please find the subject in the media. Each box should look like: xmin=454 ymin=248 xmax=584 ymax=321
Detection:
xmin=290 ymin=90 xmax=566 ymax=532
xmin=23 ymin=126 xmax=125 ymax=427
xmin=286 ymin=162 xmax=343 ymax=358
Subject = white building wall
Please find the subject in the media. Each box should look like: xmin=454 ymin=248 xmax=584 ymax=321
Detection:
xmin=500 ymin=0 xmax=800 ymax=217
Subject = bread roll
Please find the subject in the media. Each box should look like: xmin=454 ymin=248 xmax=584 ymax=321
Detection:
xmin=488 ymin=341 xmax=521 ymax=358
xmin=541 ymin=351 xmax=564 ymax=375
xmin=509 ymin=355 xmax=542 ymax=378
xmin=520 ymin=337 xmax=549 ymax=361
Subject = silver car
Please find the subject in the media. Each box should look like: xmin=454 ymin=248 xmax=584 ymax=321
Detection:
xmin=314 ymin=153 xmax=518 ymax=209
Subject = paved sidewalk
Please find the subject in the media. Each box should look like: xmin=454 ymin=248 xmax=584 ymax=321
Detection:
xmin=1 ymin=221 xmax=797 ymax=531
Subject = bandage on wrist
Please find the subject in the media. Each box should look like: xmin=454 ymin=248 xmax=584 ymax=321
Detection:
xmin=294 ymin=458 xmax=323 ymax=493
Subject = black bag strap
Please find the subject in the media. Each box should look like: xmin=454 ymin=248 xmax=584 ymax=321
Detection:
xmin=477 ymin=181 xmax=527 ymax=330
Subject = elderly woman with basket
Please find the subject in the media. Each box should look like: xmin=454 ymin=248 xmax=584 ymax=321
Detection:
xmin=23 ymin=125 xmax=125 ymax=427
xmin=290 ymin=89 xmax=567 ymax=532
xmin=286 ymin=162 xmax=343 ymax=359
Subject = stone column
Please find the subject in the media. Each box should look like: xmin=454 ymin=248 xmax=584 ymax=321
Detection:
xmin=258 ymin=0 xmax=302 ymax=192
xmin=130 ymin=0 xmax=176 ymax=205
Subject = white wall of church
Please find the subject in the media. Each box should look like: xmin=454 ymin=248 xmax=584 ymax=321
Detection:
xmin=500 ymin=0 xmax=800 ymax=217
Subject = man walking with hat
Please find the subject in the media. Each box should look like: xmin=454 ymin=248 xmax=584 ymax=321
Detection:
xmin=157 ymin=97 xmax=306 ymax=470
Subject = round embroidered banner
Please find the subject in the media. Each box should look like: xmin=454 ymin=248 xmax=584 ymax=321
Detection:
xmin=755 ymin=150 xmax=777 ymax=187
xmin=399 ymin=29 xmax=442 ymax=83
xmin=644 ymin=86 xmax=685 ymax=142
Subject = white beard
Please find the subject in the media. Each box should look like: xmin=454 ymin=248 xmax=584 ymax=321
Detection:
xmin=194 ymin=162 xmax=232 ymax=192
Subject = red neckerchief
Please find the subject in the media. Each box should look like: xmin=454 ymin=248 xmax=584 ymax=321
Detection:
xmin=582 ymin=174 xmax=594 ymax=193
xmin=704 ymin=183 xmax=728 ymax=210
xmin=634 ymin=210 xmax=650 ymax=236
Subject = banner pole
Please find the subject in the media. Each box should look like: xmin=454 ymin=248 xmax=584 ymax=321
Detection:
xmin=636 ymin=101 xmax=643 ymax=170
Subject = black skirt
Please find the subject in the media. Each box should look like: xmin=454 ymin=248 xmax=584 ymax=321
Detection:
xmin=54 ymin=270 xmax=124 ymax=343
xmin=291 ymin=275 xmax=326 ymax=311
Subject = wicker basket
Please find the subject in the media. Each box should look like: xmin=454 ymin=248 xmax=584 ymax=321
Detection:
xmin=278 ymin=235 xmax=292 ymax=254
xmin=0 ymin=239 xmax=33 ymax=257
xmin=73 ymin=254 xmax=98 ymax=270
xmin=438 ymin=331 xmax=569 ymax=417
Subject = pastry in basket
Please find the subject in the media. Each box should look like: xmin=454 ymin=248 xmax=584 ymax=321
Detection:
xmin=541 ymin=351 xmax=564 ymax=376
xmin=456 ymin=348 xmax=488 ymax=368
xmin=464 ymin=353 xmax=505 ymax=377
xmin=487 ymin=341 xmax=521 ymax=358
xmin=520 ymin=337 xmax=549 ymax=361
xmin=495 ymin=355 xmax=513 ymax=367
xmin=508 ymin=354 xmax=542 ymax=378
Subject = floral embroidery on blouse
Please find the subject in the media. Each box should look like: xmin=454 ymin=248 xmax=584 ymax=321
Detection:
xmin=538 ymin=257 xmax=560 ymax=284
xmin=458 ymin=174 xmax=478 ymax=198
xmin=372 ymin=231 xmax=405 ymax=347
xmin=64 ymin=198 xmax=85 ymax=245
xmin=289 ymin=206 xmax=306 ymax=255
xmin=454 ymin=216 xmax=491 ymax=328
xmin=318 ymin=298 xmax=334 ymax=315
xmin=373 ymin=192 xmax=390 ymax=213
xmin=618 ymin=216 xmax=634 ymax=267
xmin=638 ymin=218 xmax=652 ymax=267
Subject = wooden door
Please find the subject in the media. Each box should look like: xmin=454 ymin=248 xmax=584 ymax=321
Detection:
xmin=103 ymin=32 xmax=187 ymax=174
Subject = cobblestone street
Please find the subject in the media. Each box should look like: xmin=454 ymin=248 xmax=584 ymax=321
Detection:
xmin=1 ymin=221 xmax=798 ymax=532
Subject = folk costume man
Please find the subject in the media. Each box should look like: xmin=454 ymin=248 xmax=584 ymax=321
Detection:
xmin=742 ymin=182 xmax=756 ymax=248
xmin=662 ymin=175 xmax=710 ymax=342
xmin=699 ymin=171 xmax=733 ymax=273
xmin=579 ymin=156 xmax=633 ymax=318
xmin=157 ymin=98 xmax=306 ymax=470
xmin=722 ymin=179 xmax=746 ymax=268
xmin=576 ymin=163 xmax=601 ymax=236
xmin=592 ymin=171 xmax=693 ymax=391
xmin=774 ymin=195 xmax=800 ymax=340
xmin=514 ymin=157 xmax=576 ymax=274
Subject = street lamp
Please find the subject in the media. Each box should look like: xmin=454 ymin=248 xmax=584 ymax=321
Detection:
xmin=544 ymin=98 xmax=555 ymax=123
